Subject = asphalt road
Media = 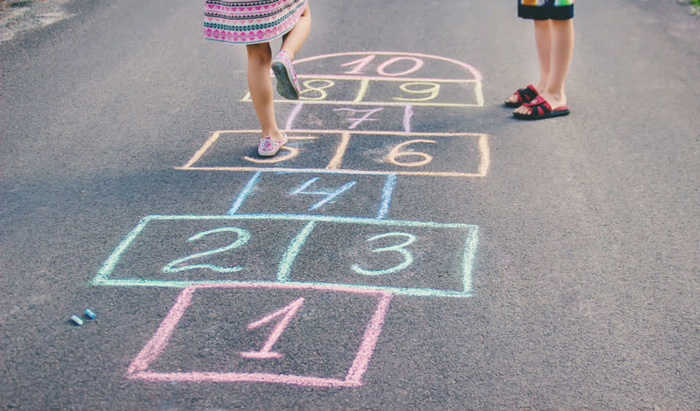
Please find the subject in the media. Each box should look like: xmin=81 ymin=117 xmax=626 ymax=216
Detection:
xmin=1 ymin=0 xmax=699 ymax=409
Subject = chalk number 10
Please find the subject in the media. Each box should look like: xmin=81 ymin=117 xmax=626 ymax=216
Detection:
xmin=341 ymin=55 xmax=425 ymax=77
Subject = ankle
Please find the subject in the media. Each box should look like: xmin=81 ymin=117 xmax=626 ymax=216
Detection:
xmin=261 ymin=128 xmax=279 ymax=137
xmin=542 ymin=90 xmax=565 ymax=102
xmin=262 ymin=131 xmax=285 ymax=141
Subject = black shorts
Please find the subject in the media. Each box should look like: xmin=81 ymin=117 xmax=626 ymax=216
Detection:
xmin=518 ymin=0 xmax=574 ymax=21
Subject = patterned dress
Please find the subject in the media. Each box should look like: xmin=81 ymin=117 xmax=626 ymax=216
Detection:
xmin=204 ymin=0 xmax=308 ymax=44
xmin=518 ymin=0 xmax=574 ymax=20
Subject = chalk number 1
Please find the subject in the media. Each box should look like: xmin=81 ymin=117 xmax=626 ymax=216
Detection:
xmin=241 ymin=298 xmax=305 ymax=360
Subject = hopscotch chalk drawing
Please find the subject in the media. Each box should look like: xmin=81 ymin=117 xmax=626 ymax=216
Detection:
xmin=177 ymin=129 xmax=489 ymax=177
xmin=183 ymin=52 xmax=489 ymax=177
xmin=94 ymin=51 xmax=487 ymax=387
xmin=242 ymin=52 xmax=484 ymax=108
xmin=91 ymin=214 xmax=478 ymax=298
xmin=226 ymin=171 xmax=397 ymax=219
xmin=125 ymin=284 xmax=392 ymax=387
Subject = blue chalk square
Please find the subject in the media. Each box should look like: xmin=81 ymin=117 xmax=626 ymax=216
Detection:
xmin=229 ymin=171 xmax=397 ymax=220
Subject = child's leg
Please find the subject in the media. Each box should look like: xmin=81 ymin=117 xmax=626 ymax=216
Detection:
xmin=280 ymin=5 xmax=311 ymax=60
xmin=543 ymin=19 xmax=574 ymax=103
xmin=515 ymin=18 xmax=574 ymax=114
xmin=506 ymin=19 xmax=551 ymax=105
xmin=533 ymin=19 xmax=553 ymax=93
xmin=246 ymin=42 xmax=284 ymax=141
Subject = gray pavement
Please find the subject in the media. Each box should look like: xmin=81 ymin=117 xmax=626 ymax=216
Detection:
xmin=1 ymin=0 xmax=699 ymax=409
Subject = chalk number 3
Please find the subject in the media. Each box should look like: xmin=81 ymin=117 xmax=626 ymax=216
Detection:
xmin=352 ymin=232 xmax=416 ymax=276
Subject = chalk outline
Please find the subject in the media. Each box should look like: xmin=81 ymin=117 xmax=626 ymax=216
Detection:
xmin=91 ymin=214 xmax=478 ymax=298
xmin=293 ymin=51 xmax=483 ymax=82
xmin=228 ymin=172 xmax=396 ymax=220
xmin=177 ymin=130 xmax=490 ymax=178
xmin=125 ymin=283 xmax=393 ymax=388
xmin=242 ymin=77 xmax=482 ymax=108
xmin=110 ymin=51 xmax=487 ymax=388
xmin=290 ymin=177 xmax=358 ymax=211
xmin=240 ymin=296 xmax=305 ymax=360
xmin=241 ymin=51 xmax=484 ymax=108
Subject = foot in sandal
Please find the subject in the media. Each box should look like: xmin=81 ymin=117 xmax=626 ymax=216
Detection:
xmin=512 ymin=95 xmax=570 ymax=120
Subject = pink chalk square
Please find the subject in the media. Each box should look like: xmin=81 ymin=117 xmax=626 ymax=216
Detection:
xmin=125 ymin=283 xmax=392 ymax=388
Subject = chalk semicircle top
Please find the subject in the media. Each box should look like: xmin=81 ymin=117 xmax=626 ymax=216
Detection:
xmin=292 ymin=51 xmax=483 ymax=82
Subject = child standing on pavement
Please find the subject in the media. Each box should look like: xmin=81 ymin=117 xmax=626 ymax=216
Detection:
xmin=505 ymin=0 xmax=574 ymax=120
xmin=204 ymin=0 xmax=311 ymax=156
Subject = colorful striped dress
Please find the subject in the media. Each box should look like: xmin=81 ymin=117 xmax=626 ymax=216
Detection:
xmin=204 ymin=0 xmax=308 ymax=44
xmin=518 ymin=0 xmax=574 ymax=20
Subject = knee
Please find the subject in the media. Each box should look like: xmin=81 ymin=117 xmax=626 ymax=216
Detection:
xmin=246 ymin=44 xmax=272 ymax=67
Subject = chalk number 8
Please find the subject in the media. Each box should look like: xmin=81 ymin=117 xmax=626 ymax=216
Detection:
xmin=299 ymin=79 xmax=335 ymax=101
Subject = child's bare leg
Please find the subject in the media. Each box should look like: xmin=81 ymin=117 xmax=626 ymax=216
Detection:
xmin=533 ymin=19 xmax=553 ymax=93
xmin=280 ymin=5 xmax=311 ymax=60
xmin=246 ymin=42 xmax=284 ymax=141
xmin=515 ymin=19 xmax=573 ymax=114
xmin=507 ymin=19 xmax=551 ymax=105
xmin=542 ymin=19 xmax=574 ymax=107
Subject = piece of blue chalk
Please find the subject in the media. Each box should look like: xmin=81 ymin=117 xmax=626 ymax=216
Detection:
xmin=71 ymin=315 xmax=84 ymax=326
xmin=85 ymin=309 xmax=96 ymax=319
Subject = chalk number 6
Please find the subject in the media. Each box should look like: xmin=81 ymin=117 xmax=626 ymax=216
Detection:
xmin=351 ymin=232 xmax=416 ymax=276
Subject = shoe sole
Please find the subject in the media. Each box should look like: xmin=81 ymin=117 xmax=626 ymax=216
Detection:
xmin=513 ymin=108 xmax=571 ymax=120
xmin=258 ymin=149 xmax=277 ymax=157
xmin=271 ymin=61 xmax=299 ymax=100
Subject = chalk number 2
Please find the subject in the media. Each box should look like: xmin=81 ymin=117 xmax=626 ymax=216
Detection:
xmin=162 ymin=227 xmax=250 ymax=274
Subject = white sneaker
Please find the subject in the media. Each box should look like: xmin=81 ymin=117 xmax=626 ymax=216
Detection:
xmin=257 ymin=132 xmax=288 ymax=157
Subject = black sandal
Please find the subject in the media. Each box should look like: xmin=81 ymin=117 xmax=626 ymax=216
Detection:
xmin=505 ymin=84 xmax=539 ymax=108
xmin=512 ymin=95 xmax=570 ymax=120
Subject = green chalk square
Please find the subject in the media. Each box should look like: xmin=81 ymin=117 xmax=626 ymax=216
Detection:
xmin=92 ymin=215 xmax=478 ymax=298
xmin=283 ymin=219 xmax=478 ymax=297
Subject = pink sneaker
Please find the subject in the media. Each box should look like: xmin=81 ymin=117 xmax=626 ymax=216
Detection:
xmin=257 ymin=132 xmax=289 ymax=157
xmin=271 ymin=50 xmax=301 ymax=100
